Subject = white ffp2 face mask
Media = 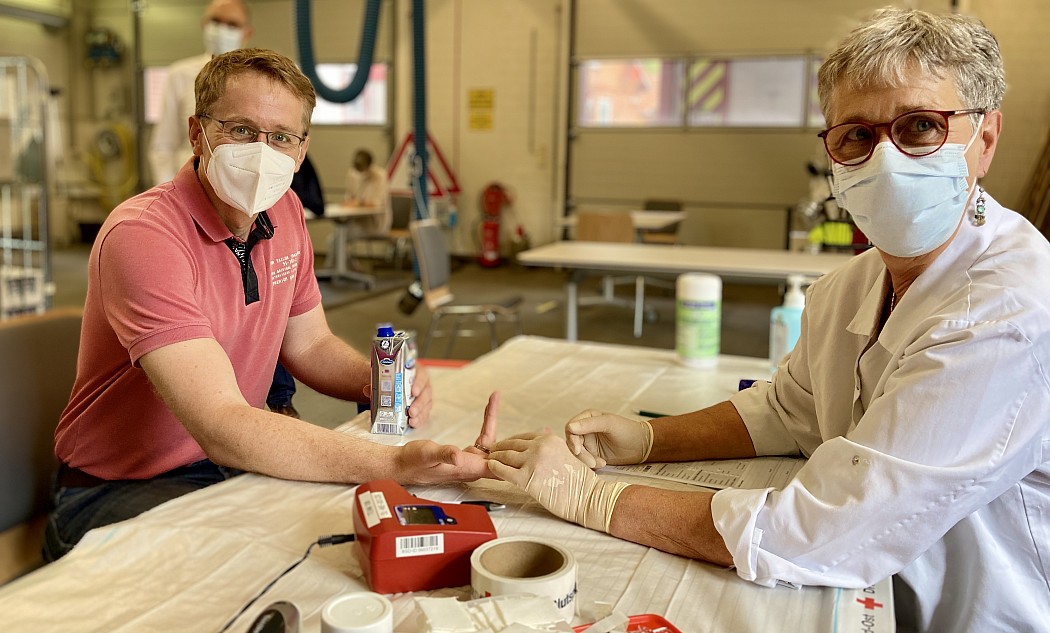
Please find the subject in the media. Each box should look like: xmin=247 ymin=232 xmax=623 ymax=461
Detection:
xmin=830 ymin=121 xmax=982 ymax=258
xmin=201 ymin=128 xmax=296 ymax=218
xmin=203 ymin=22 xmax=244 ymax=56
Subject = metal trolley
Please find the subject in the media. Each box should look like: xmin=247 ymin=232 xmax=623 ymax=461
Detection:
xmin=0 ymin=55 xmax=53 ymax=318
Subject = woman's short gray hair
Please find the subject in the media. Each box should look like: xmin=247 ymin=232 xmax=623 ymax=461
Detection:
xmin=817 ymin=7 xmax=1005 ymax=120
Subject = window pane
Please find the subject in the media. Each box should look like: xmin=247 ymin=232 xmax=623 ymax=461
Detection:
xmin=310 ymin=63 xmax=388 ymax=126
xmin=143 ymin=63 xmax=388 ymax=127
xmin=689 ymin=56 xmax=807 ymax=127
xmin=143 ymin=66 xmax=168 ymax=125
xmin=807 ymin=57 xmax=826 ymax=129
xmin=577 ymin=59 xmax=683 ymax=127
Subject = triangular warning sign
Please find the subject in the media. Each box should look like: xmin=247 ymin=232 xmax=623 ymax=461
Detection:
xmin=386 ymin=132 xmax=461 ymax=199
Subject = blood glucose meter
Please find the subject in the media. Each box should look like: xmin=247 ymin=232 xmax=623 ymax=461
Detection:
xmin=353 ymin=480 xmax=497 ymax=594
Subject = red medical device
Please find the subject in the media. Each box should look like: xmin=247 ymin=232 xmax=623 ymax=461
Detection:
xmin=353 ymin=480 xmax=497 ymax=594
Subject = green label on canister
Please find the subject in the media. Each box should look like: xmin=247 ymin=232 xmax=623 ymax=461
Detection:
xmin=676 ymin=298 xmax=721 ymax=364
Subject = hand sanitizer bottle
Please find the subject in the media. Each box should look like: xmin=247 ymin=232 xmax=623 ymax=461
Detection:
xmin=770 ymin=274 xmax=806 ymax=370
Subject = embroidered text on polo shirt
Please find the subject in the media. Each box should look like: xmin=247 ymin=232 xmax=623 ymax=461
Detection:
xmin=224 ymin=211 xmax=275 ymax=305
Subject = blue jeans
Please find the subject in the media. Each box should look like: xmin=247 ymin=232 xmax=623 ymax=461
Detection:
xmin=43 ymin=459 xmax=242 ymax=562
xmin=266 ymin=361 xmax=297 ymax=408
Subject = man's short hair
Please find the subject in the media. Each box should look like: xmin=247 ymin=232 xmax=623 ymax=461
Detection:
xmin=195 ymin=48 xmax=317 ymax=134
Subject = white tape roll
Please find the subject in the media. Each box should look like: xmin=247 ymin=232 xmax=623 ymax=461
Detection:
xmin=470 ymin=537 xmax=578 ymax=622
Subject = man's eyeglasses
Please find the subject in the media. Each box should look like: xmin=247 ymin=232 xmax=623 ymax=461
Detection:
xmin=818 ymin=109 xmax=984 ymax=166
xmin=200 ymin=114 xmax=306 ymax=153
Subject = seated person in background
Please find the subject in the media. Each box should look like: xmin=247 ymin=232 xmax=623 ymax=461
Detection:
xmin=46 ymin=49 xmax=494 ymax=562
xmin=266 ymin=154 xmax=326 ymax=418
xmin=323 ymin=149 xmax=392 ymax=270
xmin=343 ymin=148 xmax=392 ymax=237
xmin=487 ymin=9 xmax=1050 ymax=633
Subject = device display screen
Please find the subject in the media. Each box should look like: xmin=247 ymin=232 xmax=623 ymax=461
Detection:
xmin=398 ymin=505 xmax=441 ymax=524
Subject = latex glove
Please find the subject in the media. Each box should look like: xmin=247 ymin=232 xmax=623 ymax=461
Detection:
xmin=564 ymin=409 xmax=654 ymax=469
xmin=488 ymin=432 xmax=630 ymax=533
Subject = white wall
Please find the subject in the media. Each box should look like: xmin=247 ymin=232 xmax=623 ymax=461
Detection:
xmin=413 ymin=0 xmax=563 ymax=252
xmin=568 ymin=0 xmax=1050 ymax=249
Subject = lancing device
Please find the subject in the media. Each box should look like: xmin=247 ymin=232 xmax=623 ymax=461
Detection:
xmin=461 ymin=500 xmax=506 ymax=511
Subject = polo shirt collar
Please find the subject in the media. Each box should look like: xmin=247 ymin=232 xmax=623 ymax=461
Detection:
xmin=174 ymin=158 xmax=264 ymax=244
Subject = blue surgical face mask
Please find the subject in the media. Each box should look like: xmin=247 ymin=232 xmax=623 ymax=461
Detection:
xmin=831 ymin=118 xmax=982 ymax=258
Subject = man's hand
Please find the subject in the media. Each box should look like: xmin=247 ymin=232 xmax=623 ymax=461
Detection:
xmin=565 ymin=409 xmax=653 ymax=468
xmin=394 ymin=440 xmax=489 ymax=484
xmin=391 ymin=390 xmax=500 ymax=484
xmin=463 ymin=391 xmax=499 ymax=463
xmin=488 ymin=431 xmax=630 ymax=533
xmin=407 ymin=364 xmax=433 ymax=428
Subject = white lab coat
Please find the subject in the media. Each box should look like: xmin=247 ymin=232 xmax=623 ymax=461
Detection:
xmin=148 ymin=54 xmax=210 ymax=185
xmin=715 ymin=193 xmax=1050 ymax=633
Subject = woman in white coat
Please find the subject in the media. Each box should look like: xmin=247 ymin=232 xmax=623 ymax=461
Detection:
xmin=487 ymin=8 xmax=1050 ymax=633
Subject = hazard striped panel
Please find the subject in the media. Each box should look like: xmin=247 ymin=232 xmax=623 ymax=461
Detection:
xmin=687 ymin=58 xmax=728 ymax=125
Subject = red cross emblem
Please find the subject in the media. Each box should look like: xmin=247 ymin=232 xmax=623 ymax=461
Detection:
xmin=857 ymin=597 xmax=884 ymax=610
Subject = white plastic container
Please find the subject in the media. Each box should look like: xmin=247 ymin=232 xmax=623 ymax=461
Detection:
xmin=676 ymin=273 xmax=722 ymax=367
xmin=321 ymin=592 xmax=394 ymax=633
xmin=769 ymin=274 xmax=807 ymax=370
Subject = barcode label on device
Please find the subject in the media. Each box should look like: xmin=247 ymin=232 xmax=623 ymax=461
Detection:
xmin=373 ymin=423 xmax=398 ymax=434
xmin=395 ymin=533 xmax=444 ymax=557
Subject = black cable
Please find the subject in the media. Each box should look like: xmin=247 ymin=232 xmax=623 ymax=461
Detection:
xmin=217 ymin=534 xmax=356 ymax=633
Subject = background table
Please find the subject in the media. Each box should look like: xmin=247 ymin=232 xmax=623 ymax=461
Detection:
xmin=518 ymin=242 xmax=854 ymax=341
xmin=313 ymin=203 xmax=385 ymax=288
xmin=0 ymin=337 xmax=893 ymax=633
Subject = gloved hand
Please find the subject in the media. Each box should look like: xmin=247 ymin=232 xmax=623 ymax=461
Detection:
xmin=488 ymin=432 xmax=630 ymax=533
xmin=564 ymin=409 xmax=654 ymax=469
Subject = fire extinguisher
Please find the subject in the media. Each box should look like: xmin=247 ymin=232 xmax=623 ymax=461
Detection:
xmin=478 ymin=183 xmax=511 ymax=267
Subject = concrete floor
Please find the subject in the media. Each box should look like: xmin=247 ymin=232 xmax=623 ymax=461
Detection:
xmin=50 ymin=244 xmax=781 ymax=429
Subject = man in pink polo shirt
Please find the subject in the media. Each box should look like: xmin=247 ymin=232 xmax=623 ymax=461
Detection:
xmin=46 ymin=49 xmax=494 ymax=561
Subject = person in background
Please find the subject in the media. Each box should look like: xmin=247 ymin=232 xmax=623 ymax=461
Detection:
xmin=266 ymin=153 xmax=325 ymax=419
xmin=343 ymin=148 xmax=392 ymax=236
xmin=148 ymin=0 xmax=252 ymax=186
xmin=47 ymin=49 xmax=496 ymax=562
xmin=290 ymin=153 xmax=325 ymax=218
xmin=487 ymin=9 xmax=1050 ymax=633
xmin=147 ymin=0 xmax=301 ymax=417
xmin=321 ymin=149 xmax=392 ymax=271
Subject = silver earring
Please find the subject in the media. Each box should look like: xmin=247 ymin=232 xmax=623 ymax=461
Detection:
xmin=974 ymin=187 xmax=986 ymax=227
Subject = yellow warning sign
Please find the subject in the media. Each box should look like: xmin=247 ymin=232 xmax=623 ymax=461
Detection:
xmin=469 ymin=89 xmax=494 ymax=110
xmin=469 ymin=88 xmax=494 ymax=131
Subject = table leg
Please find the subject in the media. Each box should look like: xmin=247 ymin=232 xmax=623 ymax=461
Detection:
xmin=315 ymin=220 xmax=375 ymax=289
xmin=634 ymin=276 xmax=644 ymax=338
xmin=566 ymin=272 xmax=579 ymax=342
